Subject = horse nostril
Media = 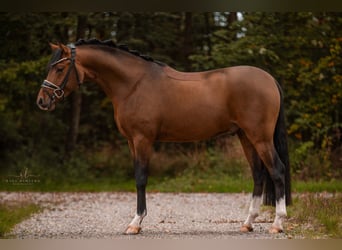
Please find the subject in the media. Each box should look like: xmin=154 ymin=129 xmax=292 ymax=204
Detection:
xmin=37 ymin=97 xmax=43 ymax=106
xmin=37 ymin=97 xmax=47 ymax=109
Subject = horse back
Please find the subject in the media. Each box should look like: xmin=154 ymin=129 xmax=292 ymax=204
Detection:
xmin=153 ymin=65 xmax=280 ymax=142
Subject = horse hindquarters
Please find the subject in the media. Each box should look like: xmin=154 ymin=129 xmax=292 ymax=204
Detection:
xmin=239 ymin=80 xmax=291 ymax=233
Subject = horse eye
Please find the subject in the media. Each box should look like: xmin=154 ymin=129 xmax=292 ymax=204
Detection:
xmin=56 ymin=67 xmax=64 ymax=73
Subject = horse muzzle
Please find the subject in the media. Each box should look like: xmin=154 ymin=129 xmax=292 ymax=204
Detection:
xmin=36 ymin=95 xmax=56 ymax=111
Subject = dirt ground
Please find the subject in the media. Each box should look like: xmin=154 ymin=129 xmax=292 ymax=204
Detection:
xmin=1 ymin=192 xmax=295 ymax=239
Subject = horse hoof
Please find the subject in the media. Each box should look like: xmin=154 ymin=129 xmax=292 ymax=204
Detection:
xmin=240 ymin=225 xmax=253 ymax=233
xmin=125 ymin=225 xmax=141 ymax=235
xmin=269 ymin=226 xmax=283 ymax=234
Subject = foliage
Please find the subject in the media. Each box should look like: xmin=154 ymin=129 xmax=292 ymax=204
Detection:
xmin=289 ymin=140 xmax=338 ymax=180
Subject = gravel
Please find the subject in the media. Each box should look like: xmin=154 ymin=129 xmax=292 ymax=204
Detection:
xmin=1 ymin=192 xmax=291 ymax=239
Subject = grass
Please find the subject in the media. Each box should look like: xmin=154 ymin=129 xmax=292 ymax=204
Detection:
xmin=292 ymin=180 xmax=342 ymax=193
xmin=149 ymin=175 xmax=253 ymax=193
xmin=0 ymin=203 xmax=40 ymax=238
xmin=286 ymin=193 xmax=342 ymax=238
xmin=1 ymin=176 xmax=341 ymax=193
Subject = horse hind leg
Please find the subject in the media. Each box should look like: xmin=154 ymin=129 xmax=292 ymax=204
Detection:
xmin=253 ymin=140 xmax=287 ymax=233
xmin=238 ymin=131 xmax=265 ymax=232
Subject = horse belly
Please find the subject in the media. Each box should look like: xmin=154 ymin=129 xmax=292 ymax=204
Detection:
xmin=157 ymin=104 xmax=236 ymax=142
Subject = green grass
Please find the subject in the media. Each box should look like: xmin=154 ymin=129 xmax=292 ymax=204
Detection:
xmin=292 ymin=180 xmax=342 ymax=193
xmin=286 ymin=193 xmax=342 ymax=238
xmin=150 ymin=176 xmax=342 ymax=193
xmin=1 ymin=175 xmax=341 ymax=193
xmin=148 ymin=175 xmax=253 ymax=193
xmin=0 ymin=203 xmax=40 ymax=238
xmin=0 ymin=178 xmax=137 ymax=192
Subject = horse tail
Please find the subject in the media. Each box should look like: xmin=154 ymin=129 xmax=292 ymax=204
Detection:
xmin=263 ymin=80 xmax=292 ymax=206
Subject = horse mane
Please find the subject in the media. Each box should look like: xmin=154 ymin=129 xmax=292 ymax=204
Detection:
xmin=75 ymin=38 xmax=165 ymax=66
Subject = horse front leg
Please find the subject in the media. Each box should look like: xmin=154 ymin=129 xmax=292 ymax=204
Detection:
xmin=125 ymin=159 xmax=148 ymax=234
xmin=125 ymin=137 xmax=152 ymax=235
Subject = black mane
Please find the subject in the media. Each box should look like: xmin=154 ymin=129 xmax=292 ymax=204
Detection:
xmin=75 ymin=38 xmax=165 ymax=66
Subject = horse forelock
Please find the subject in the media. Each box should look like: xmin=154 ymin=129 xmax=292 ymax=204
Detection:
xmin=46 ymin=49 xmax=62 ymax=71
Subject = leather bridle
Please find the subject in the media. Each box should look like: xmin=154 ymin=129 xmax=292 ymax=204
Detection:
xmin=41 ymin=44 xmax=81 ymax=100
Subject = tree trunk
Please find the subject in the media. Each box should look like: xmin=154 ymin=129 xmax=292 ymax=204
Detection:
xmin=183 ymin=12 xmax=193 ymax=71
xmin=65 ymin=14 xmax=87 ymax=154
xmin=204 ymin=13 xmax=212 ymax=56
xmin=226 ymin=12 xmax=238 ymax=41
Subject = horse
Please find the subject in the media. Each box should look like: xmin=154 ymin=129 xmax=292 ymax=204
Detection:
xmin=36 ymin=39 xmax=291 ymax=235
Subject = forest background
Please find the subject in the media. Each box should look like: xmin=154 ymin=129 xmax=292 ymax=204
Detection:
xmin=0 ymin=12 xmax=341 ymax=192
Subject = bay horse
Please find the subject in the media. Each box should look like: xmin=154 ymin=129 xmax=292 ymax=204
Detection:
xmin=36 ymin=39 xmax=291 ymax=235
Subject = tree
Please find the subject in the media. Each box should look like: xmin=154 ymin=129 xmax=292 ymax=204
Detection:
xmin=65 ymin=14 xmax=87 ymax=154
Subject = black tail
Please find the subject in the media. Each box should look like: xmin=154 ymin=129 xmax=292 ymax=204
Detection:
xmin=263 ymin=80 xmax=292 ymax=206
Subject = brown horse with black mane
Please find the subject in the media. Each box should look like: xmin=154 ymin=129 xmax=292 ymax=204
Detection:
xmin=36 ymin=39 xmax=291 ymax=235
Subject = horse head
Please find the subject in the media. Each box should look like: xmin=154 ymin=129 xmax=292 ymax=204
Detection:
xmin=36 ymin=43 xmax=82 ymax=111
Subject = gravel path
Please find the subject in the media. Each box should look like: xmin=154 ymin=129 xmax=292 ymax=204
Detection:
xmin=1 ymin=192 xmax=291 ymax=239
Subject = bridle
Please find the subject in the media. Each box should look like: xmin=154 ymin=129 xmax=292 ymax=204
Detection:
xmin=41 ymin=44 xmax=81 ymax=100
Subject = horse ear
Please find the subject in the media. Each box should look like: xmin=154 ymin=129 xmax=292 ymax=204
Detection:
xmin=49 ymin=42 xmax=59 ymax=51
xmin=58 ymin=43 xmax=69 ymax=54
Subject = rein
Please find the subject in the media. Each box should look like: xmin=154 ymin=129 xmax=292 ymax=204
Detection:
xmin=41 ymin=44 xmax=81 ymax=100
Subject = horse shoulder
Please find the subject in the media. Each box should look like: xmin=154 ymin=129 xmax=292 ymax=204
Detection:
xmin=114 ymin=86 xmax=162 ymax=140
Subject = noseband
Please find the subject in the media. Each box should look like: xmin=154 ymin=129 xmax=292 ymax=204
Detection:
xmin=41 ymin=44 xmax=81 ymax=100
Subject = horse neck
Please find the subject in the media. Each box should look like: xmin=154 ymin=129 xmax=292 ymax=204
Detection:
xmin=77 ymin=46 xmax=150 ymax=105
